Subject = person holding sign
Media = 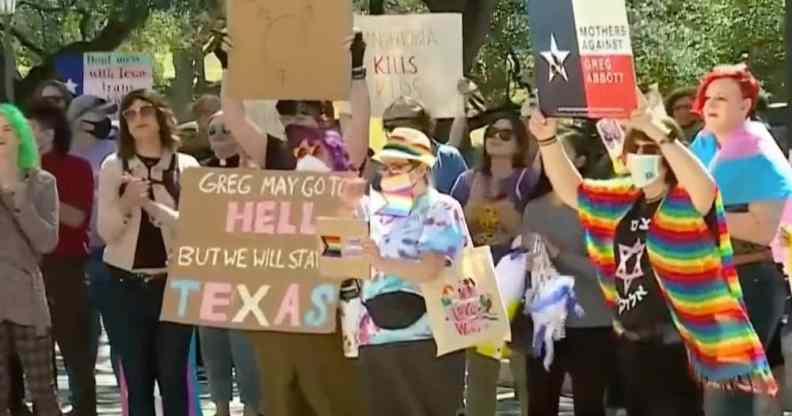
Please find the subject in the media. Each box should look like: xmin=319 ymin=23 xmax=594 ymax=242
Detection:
xmin=688 ymin=66 xmax=792 ymax=416
xmin=97 ymin=89 xmax=200 ymax=416
xmin=344 ymin=128 xmax=470 ymax=416
xmin=528 ymin=88 xmax=777 ymax=415
xmin=0 ymin=104 xmax=61 ymax=416
xmin=214 ymin=30 xmax=370 ymax=416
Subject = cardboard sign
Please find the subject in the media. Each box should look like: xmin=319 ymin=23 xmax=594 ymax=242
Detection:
xmin=316 ymin=217 xmax=370 ymax=279
xmin=62 ymin=53 xmax=153 ymax=110
xmin=355 ymin=14 xmax=464 ymax=118
xmin=161 ymin=168 xmax=351 ymax=333
xmin=226 ymin=0 xmax=352 ymax=100
xmin=529 ymin=0 xmax=637 ymax=118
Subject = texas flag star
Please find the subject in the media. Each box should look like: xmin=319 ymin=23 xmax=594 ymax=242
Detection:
xmin=64 ymin=79 xmax=79 ymax=94
xmin=540 ymin=34 xmax=570 ymax=83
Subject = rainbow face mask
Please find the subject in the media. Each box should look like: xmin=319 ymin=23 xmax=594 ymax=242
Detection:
xmin=379 ymin=173 xmax=416 ymax=216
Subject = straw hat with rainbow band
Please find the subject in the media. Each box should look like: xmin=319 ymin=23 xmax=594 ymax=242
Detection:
xmin=374 ymin=127 xmax=436 ymax=168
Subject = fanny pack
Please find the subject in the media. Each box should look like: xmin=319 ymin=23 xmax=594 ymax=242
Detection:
xmin=364 ymin=291 xmax=427 ymax=330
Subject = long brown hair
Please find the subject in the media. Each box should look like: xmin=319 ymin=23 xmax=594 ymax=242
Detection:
xmin=118 ymin=89 xmax=179 ymax=160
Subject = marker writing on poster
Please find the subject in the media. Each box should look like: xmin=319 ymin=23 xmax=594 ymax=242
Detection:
xmin=169 ymin=279 xmax=337 ymax=328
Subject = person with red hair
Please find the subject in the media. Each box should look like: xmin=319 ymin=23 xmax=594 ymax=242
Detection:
xmin=690 ymin=65 xmax=792 ymax=416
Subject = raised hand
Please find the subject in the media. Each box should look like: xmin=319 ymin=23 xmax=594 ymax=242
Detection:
xmin=528 ymin=110 xmax=558 ymax=141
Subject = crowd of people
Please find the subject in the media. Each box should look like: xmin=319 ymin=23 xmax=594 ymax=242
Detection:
xmin=0 ymin=23 xmax=790 ymax=416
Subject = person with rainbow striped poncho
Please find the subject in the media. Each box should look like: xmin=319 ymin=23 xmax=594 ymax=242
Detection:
xmin=527 ymin=87 xmax=777 ymax=415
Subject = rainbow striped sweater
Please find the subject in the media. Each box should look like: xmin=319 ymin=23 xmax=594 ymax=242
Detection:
xmin=578 ymin=177 xmax=777 ymax=395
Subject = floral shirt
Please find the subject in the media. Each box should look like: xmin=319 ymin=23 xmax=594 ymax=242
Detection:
xmin=358 ymin=189 xmax=470 ymax=346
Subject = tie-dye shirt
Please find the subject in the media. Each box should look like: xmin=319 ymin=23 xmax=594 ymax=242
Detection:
xmin=359 ymin=189 xmax=470 ymax=346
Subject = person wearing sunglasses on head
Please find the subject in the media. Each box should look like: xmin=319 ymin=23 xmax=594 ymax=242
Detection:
xmin=449 ymin=112 xmax=537 ymax=416
xmin=97 ymin=89 xmax=200 ymax=416
xmin=528 ymin=87 xmax=778 ymax=415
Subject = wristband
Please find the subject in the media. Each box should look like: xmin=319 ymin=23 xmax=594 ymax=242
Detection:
xmin=538 ymin=137 xmax=558 ymax=147
xmin=352 ymin=67 xmax=367 ymax=80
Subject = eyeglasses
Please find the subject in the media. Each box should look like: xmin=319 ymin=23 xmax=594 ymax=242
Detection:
xmin=208 ymin=124 xmax=232 ymax=136
xmin=485 ymin=127 xmax=514 ymax=142
xmin=122 ymin=105 xmax=157 ymax=122
xmin=382 ymin=119 xmax=423 ymax=133
xmin=380 ymin=162 xmax=417 ymax=176
xmin=673 ymin=104 xmax=692 ymax=112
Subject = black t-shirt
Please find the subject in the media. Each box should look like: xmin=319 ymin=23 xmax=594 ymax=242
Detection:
xmin=131 ymin=155 xmax=176 ymax=270
xmin=613 ymin=197 xmax=672 ymax=331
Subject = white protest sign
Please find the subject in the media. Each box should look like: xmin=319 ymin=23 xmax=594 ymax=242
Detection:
xmin=355 ymin=14 xmax=464 ymax=118
xmin=83 ymin=53 xmax=154 ymax=109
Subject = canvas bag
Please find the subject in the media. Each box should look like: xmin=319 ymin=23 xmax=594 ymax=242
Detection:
xmin=421 ymin=245 xmax=511 ymax=356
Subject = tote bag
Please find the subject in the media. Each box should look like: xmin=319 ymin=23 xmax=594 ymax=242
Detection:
xmin=422 ymin=246 xmax=511 ymax=356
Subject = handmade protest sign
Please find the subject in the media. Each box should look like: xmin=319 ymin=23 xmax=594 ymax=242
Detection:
xmin=161 ymin=168 xmax=349 ymax=333
xmin=529 ymin=0 xmax=637 ymax=118
xmin=355 ymin=14 xmax=464 ymax=118
xmin=55 ymin=53 xmax=153 ymax=109
xmin=226 ymin=0 xmax=352 ymax=100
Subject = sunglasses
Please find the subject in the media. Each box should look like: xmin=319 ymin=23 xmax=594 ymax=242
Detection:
xmin=122 ymin=105 xmax=157 ymax=122
xmin=485 ymin=127 xmax=514 ymax=142
xmin=632 ymin=143 xmax=661 ymax=155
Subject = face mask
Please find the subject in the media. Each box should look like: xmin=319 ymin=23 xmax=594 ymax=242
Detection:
xmin=83 ymin=118 xmax=112 ymax=140
xmin=379 ymin=171 xmax=419 ymax=216
xmin=296 ymin=154 xmax=331 ymax=172
xmin=626 ymin=154 xmax=663 ymax=188
xmin=211 ymin=141 xmax=239 ymax=160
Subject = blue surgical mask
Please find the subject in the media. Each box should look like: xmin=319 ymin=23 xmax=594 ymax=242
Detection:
xmin=626 ymin=154 xmax=663 ymax=188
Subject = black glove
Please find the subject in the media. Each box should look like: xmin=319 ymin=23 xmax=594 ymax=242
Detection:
xmin=351 ymin=31 xmax=366 ymax=69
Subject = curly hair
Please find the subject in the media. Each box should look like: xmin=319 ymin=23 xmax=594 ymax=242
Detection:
xmin=118 ymin=89 xmax=179 ymax=160
xmin=692 ymin=65 xmax=760 ymax=116
xmin=0 ymin=104 xmax=40 ymax=170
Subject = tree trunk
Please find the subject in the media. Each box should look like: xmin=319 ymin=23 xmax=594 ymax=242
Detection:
xmin=170 ymin=48 xmax=196 ymax=121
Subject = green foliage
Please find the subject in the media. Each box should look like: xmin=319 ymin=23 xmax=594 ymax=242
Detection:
xmin=7 ymin=0 xmax=787 ymax=105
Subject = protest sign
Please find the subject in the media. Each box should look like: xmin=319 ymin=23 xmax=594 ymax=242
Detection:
xmin=529 ymin=0 xmax=637 ymax=118
xmin=355 ymin=14 xmax=464 ymax=118
xmin=226 ymin=0 xmax=352 ymax=100
xmin=83 ymin=53 xmax=153 ymax=108
xmin=161 ymin=168 xmax=350 ymax=333
xmin=54 ymin=53 xmax=153 ymax=109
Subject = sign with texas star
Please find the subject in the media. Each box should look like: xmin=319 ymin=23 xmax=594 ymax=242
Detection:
xmin=529 ymin=0 xmax=638 ymax=118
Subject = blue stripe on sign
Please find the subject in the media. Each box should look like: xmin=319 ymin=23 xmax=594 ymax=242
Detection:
xmin=528 ymin=0 xmax=588 ymax=117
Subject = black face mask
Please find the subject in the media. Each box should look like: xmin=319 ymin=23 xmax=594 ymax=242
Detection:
xmin=83 ymin=118 xmax=112 ymax=140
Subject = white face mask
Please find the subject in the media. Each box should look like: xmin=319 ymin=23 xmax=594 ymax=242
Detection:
xmin=626 ymin=154 xmax=663 ymax=188
xmin=296 ymin=154 xmax=331 ymax=172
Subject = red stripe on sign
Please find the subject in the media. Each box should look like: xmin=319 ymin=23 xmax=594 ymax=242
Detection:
xmin=581 ymin=55 xmax=637 ymax=119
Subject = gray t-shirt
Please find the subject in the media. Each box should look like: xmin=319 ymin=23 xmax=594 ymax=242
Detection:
xmin=522 ymin=194 xmax=612 ymax=328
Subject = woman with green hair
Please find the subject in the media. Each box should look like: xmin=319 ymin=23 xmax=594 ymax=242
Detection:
xmin=0 ymin=103 xmax=62 ymax=416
